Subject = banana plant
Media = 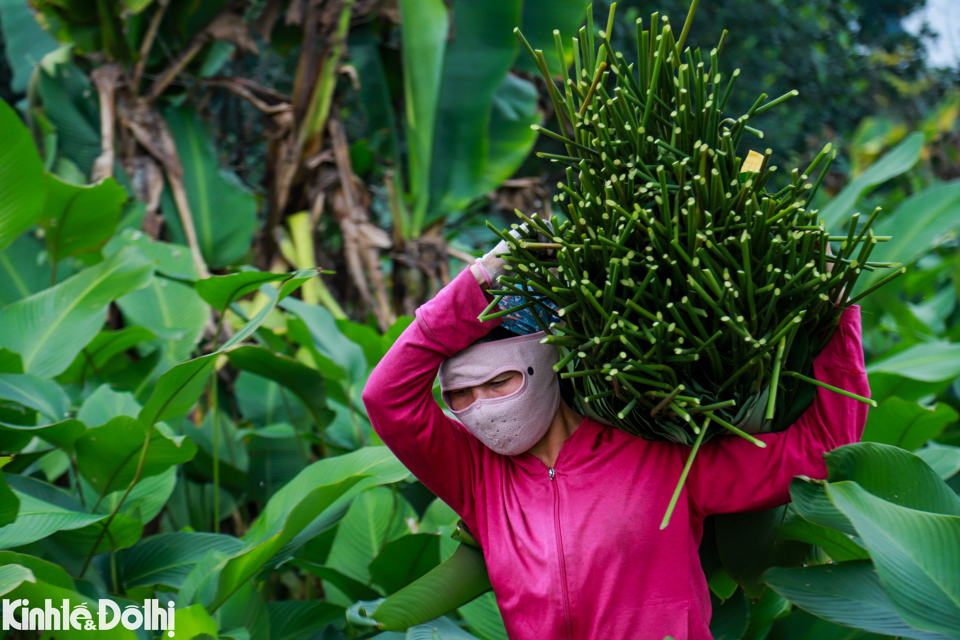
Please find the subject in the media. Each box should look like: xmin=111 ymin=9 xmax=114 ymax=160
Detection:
xmin=351 ymin=0 xmax=591 ymax=307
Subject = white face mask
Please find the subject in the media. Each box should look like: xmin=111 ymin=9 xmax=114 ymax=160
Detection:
xmin=439 ymin=332 xmax=561 ymax=456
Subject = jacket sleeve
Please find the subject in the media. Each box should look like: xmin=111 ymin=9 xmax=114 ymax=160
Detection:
xmin=361 ymin=266 xmax=502 ymax=520
xmin=682 ymin=305 xmax=870 ymax=518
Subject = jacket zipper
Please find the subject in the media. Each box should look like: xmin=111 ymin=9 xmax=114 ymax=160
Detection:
xmin=550 ymin=467 xmax=574 ymax=640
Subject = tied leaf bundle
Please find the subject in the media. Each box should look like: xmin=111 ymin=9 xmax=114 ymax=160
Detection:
xmin=482 ymin=3 xmax=903 ymax=526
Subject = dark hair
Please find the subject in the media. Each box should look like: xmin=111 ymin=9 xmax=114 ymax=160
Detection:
xmin=470 ymin=327 xmax=577 ymax=408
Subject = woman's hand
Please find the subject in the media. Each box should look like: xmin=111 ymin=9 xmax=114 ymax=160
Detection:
xmin=473 ymin=220 xmax=552 ymax=287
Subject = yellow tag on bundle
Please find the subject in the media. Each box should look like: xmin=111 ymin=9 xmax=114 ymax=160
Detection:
xmin=740 ymin=150 xmax=764 ymax=173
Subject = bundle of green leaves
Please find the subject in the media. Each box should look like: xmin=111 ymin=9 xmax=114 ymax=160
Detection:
xmin=483 ymin=4 xmax=902 ymax=463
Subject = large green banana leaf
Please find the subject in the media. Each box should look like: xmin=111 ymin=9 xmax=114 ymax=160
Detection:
xmin=398 ymin=0 xmax=447 ymax=235
xmin=429 ymin=0 xmax=524 ymax=215
xmin=382 ymin=0 xmax=589 ymax=235
xmin=160 ymin=107 xmax=257 ymax=269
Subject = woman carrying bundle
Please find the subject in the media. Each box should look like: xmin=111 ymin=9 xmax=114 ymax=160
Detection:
xmin=361 ymin=234 xmax=870 ymax=640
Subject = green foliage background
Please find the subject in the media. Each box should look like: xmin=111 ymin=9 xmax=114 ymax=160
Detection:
xmin=0 ymin=0 xmax=957 ymax=639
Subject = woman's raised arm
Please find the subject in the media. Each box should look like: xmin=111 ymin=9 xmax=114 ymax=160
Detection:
xmin=362 ymin=265 xmax=502 ymax=521
xmin=682 ymin=305 xmax=870 ymax=518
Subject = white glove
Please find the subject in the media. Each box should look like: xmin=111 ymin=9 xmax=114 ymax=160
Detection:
xmin=474 ymin=220 xmax=553 ymax=287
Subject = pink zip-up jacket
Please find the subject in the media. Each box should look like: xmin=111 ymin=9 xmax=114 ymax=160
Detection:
xmin=362 ymin=266 xmax=869 ymax=640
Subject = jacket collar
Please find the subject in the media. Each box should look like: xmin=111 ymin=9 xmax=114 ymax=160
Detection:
xmin=510 ymin=415 xmax=608 ymax=472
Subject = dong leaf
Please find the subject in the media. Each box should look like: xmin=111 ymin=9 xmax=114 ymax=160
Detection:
xmin=0 ymin=563 xmax=35 ymax=597
xmin=58 ymin=326 xmax=158 ymax=386
xmin=116 ymin=276 xmax=209 ymax=369
xmin=866 ymin=342 xmax=960 ymax=382
xmin=282 ymin=296 xmax=367 ymax=385
xmin=863 ymin=179 xmax=960 ymax=288
xmin=367 ymin=543 xmax=492 ymax=631
xmin=825 ymin=444 xmax=960 ymax=516
xmin=370 ymin=533 xmax=442 ymax=594
xmin=196 ymin=270 xmax=290 ymax=312
xmin=791 ymin=444 xmax=960 ymax=535
xmin=39 ymin=173 xmax=128 ymax=261
xmin=138 ymin=353 xmax=217 ymax=428
xmin=820 ymin=132 xmax=924 ymax=229
xmin=458 ymin=591 xmax=508 ymax=640
xmin=168 ymin=604 xmax=219 ymax=640
xmin=826 ymin=482 xmax=960 ymax=639
xmin=0 ymin=418 xmax=85 ymax=453
xmin=247 ymin=447 xmax=410 ymax=560
xmin=776 ymin=511 xmax=869 ymax=562
xmin=36 ymin=60 xmax=101 ymax=177
xmin=221 ymin=269 xmax=318 ymax=349
xmin=176 ymin=447 xmax=408 ymax=613
xmin=0 ymin=229 xmax=53 ymax=306
xmin=916 ymin=444 xmax=960 ymax=481
xmin=0 ymin=373 xmax=71 ymax=422
xmin=266 ymin=601 xmax=346 ymax=640
xmin=325 ymin=487 xmax=415 ymax=600
xmin=121 ymin=531 xmax=245 ymax=589
xmin=0 ymin=456 xmax=18 ymax=527
xmin=90 ymin=465 xmax=176 ymax=523
xmin=0 ymin=245 xmax=154 ymax=378
xmin=765 ymin=560 xmax=950 ymax=640
xmin=226 ymin=346 xmax=331 ymax=428
xmin=863 ymin=397 xmax=959 ymax=451
xmin=105 ymin=228 xmax=198 ymax=281
xmin=715 ymin=505 xmax=809 ymax=598
xmin=204 ymin=475 xmax=366 ymax=611
xmin=76 ymin=384 xmax=142 ymax=426
xmin=0 ymin=490 xmax=104 ymax=549
xmin=0 ymin=0 xmax=57 ymax=93
xmin=0 ymin=98 xmax=47 ymax=251
xmin=292 ymin=560 xmax=381 ymax=601
xmin=75 ymin=416 xmax=197 ymax=496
